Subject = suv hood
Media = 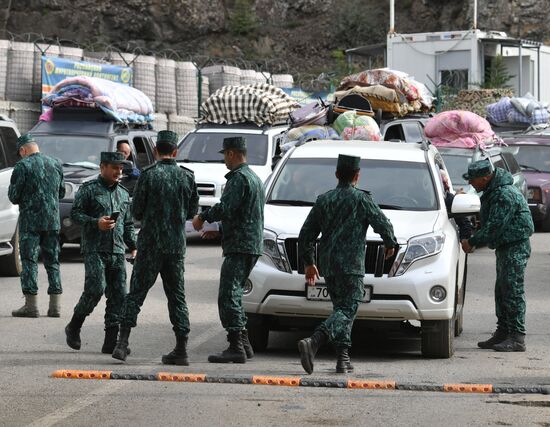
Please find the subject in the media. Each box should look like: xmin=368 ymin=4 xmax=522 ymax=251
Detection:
xmin=63 ymin=165 xmax=99 ymax=184
xmin=264 ymin=205 xmax=438 ymax=244
xmin=522 ymin=170 xmax=550 ymax=187
xmin=177 ymin=162 xmax=270 ymax=183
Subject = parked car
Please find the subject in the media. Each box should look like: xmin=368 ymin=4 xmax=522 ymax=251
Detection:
xmin=0 ymin=115 xmax=21 ymax=276
xmin=243 ymin=140 xmax=480 ymax=358
xmin=380 ymin=114 xmax=432 ymax=143
xmin=438 ymin=145 xmax=527 ymax=198
xmin=29 ymin=108 xmax=157 ymax=245
xmin=501 ymin=133 xmax=550 ymax=230
xmin=176 ymin=122 xmax=288 ymax=233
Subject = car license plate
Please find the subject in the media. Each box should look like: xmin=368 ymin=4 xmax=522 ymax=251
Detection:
xmin=306 ymin=284 xmax=372 ymax=302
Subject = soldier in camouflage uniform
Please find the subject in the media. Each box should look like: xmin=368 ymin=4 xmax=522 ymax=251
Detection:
xmin=9 ymin=134 xmax=65 ymax=318
xmin=298 ymin=154 xmax=397 ymax=374
xmin=112 ymin=131 xmax=199 ymax=365
xmin=461 ymin=159 xmax=534 ymax=352
xmin=65 ymin=152 xmax=137 ymax=354
xmin=192 ymin=136 xmax=264 ymax=364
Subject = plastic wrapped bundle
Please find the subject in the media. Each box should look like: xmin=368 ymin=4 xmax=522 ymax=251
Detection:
xmin=425 ymin=110 xmax=497 ymax=148
xmin=333 ymin=111 xmax=381 ymax=141
xmin=281 ymin=125 xmax=340 ymax=152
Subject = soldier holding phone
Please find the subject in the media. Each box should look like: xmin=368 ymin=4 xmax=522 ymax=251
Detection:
xmin=65 ymin=152 xmax=137 ymax=354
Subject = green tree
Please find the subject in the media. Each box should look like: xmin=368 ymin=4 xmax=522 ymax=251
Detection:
xmin=229 ymin=0 xmax=258 ymax=36
xmin=482 ymin=55 xmax=514 ymax=89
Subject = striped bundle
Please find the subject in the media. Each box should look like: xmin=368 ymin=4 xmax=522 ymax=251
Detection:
xmin=200 ymin=83 xmax=299 ymax=126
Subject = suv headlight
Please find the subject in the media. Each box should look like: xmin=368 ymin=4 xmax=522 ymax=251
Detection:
xmin=390 ymin=232 xmax=445 ymax=277
xmin=262 ymin=229 xmax=291 ymax=273
xmin=63 ymin=182 xmax=80 ymax=200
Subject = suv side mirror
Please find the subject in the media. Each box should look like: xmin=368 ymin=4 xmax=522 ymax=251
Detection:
xmin=451 ymin=193 xmax=480 ymax=215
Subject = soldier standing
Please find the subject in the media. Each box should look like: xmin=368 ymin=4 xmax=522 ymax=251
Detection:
xmin=65 ymin=152 xmax=137 ymax=353
xmin=9 ymin=134 xmax=65 ymax=318
xmin=112 ymin=131 xmax=198 ymax=365
xmin=297 ymin=154 xmax=397 ymax=374
xmin=192 ymin=136 xmax=264 ymax=364
xmin=461 ymin=159 xmax=534 ymax=352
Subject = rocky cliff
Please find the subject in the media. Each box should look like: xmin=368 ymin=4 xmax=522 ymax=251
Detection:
xmin=2 ymin=0 xmax=549 ymax=82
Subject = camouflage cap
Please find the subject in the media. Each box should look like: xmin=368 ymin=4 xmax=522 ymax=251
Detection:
xmin=337 ymin=154 xmax=361 ymax=171
xmin=16 ymin=134 xmax=36 ymax=151
xmin=219 ymin=136 xmax=246 ymax=154
xmin=157 ymin=130 xmax=178 ymax=147
xmin=100 ymin=151 xmax=130 ymax=165
xmin=462 ymin=159 xmax=494 ymax=181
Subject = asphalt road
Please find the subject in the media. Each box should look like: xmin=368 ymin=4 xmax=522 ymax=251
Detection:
xmin=1 ymin=234 xmax=550 ymax=426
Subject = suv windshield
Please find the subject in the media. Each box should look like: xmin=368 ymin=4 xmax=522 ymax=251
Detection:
xmin=268 ymin=158 xmax=438 ymax=211
xmin=177 ymin=132 xmax=268 ymax=166
xmin=34 ymin=135 xmax=109 ymax=167
xmin=511 ymin=145 xmax=550 ymax=172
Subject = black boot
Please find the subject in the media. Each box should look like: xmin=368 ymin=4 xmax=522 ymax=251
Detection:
xmin=241 ymin=329 xmax=254 ymax=359
xmin=101 ymin=326 xmax=119 ymax=354
xmin=208 ymin=331 xmax=246 ymax=364
xmin=162 ymin=335 xmax=189 ymax=366
xmin=112 ymin=327 xmax=131 ymax=361
xmin=335 ymin=347 xmax=354 ymax=374
xmin=477 ymin=328 xmax=507 ymax=349
xmin=297 ymin=329 xmax=328 ymax=374
xmin=65 ymin=314 xmax=85 ymax=350
xmin=493 ymin=332 xmax=526 ymax=352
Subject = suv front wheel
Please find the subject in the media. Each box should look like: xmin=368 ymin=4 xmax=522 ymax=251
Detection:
xmin=0 ymin=225 xmax=21 ymax=276
xmin=421 ymin=318 xmax=455 ymax=358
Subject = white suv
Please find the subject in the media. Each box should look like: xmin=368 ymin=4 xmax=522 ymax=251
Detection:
xmin=243 ymin=140 xmax=480 ymax=358
xmin=176 ymin=123 xmax=288 ymax=233
xmin=0 ymin=115 xmax=21 ymax=276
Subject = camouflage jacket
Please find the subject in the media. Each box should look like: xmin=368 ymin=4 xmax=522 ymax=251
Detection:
xmin=8 ymin=152 xmax=65 ymax=232
xmin=200 ymin=163 xmax=264 ymax=256
xmin=299 ymin=182 xmax=397 ymax=277
xmin=71 ymin=176 xmax=136 ymax=254
xmin=132 ymin=159 xmax=198 ymax=254
xmin=469 ymin=168 xmax=533 ymax=249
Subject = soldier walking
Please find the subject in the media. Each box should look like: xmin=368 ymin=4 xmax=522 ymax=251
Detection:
xmin=65 ymin=152 xmax=137 ymax=353
xmin=192 ymin=136 xmax=264 ymax=364
xmin=461 ymin=159 xmax=534 ymax=352
xmin=9 ymin=134 xmax=65 ymax=318
xmin=297 ymin=154 xmax=397 ymax=374
xmin=112 ymin=131 xmax=198 ymax=365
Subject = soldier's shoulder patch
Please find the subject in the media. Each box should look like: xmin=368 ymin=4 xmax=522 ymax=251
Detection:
xmin=81 ymin=179 xmax=97 ymax=188
xmin=140 ymin=163 xmax=157 ymax=173
xmin=355 ymin=187 xmax=371 ymax=196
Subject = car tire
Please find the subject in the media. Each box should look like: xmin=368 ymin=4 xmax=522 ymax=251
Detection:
xmin=540 ymin=214 xmax=550 ymax=232
xmin=0 ymin=225 xmax=21 ymax=277
xmin=246 ymin=314 xmax=269 ymax=352
xmin=421 ymin=318 xmax=455 ymax=358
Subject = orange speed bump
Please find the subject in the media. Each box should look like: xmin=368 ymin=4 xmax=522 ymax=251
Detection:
xmin=157 ymin=373 xmax=206 ymax=383
xmin=444 ymin=383 xmax=493 ymax=393
xmin=252 ymin=376 xmax=301 ymax=386
xmin=52 ymin=370 xmax=112 ymax=380
xmin=347 ymin=380 xmax=396 ymax=390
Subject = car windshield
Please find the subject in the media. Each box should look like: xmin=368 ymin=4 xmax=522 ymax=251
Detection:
xmin=177 ymin=132 xmax=268 ymax=166
xmin=268 ymin=158 xmax=438 ymax=211
xmin=440 ymin=154 xmax=471 ymax=185
xmin=33 ymin=135 xmax=109 ymax=167
xmin=510 ymin=145 xmax=550 ymax=172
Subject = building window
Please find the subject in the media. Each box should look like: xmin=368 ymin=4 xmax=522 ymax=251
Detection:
xmin=440 ymin=69 xmax=469 ymax=90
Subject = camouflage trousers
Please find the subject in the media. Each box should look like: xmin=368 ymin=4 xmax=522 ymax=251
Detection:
xmin=120 ymin=251 xmax=189 ymax=337
xmin=316 ymin=274 xmax=364 ymax=349
xmin=19 ymin=230 xmax=62 ymax=295
xmin=495 ymin=239 xmax=531 ymax=334
xmin=73 ymin=252 xmax=126 ymax=328
xmin=218 ymin=254 xmax=259 ymax=333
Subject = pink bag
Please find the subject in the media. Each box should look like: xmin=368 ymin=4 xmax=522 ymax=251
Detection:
xmin=424 ymin=110 xmax=496 ymax=148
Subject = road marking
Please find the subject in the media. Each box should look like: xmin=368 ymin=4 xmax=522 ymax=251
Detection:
xmin=27 ymin=323 xmax=222 ymax=427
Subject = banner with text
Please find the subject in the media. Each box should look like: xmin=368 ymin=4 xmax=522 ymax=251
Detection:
xmin=41 ymin=56 xmax=133 ymax=98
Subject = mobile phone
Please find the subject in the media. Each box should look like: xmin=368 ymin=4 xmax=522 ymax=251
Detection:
xmin=110 ymin=211 xmax=120 ymax=221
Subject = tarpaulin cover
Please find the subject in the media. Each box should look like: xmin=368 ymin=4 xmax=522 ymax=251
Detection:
xmin=333 ymin=111 xmax=381 ymax=141
xmin=425 ymin=110 xmax=496 ymax=148
xmin=200 ymin=83 xmax=299 ymax=126
xmin=42 ymin=76 xmax=154 ymax=123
